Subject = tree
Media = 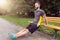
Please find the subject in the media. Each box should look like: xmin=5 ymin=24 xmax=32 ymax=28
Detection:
xmin=9 ymin=0 xmax=60 ymax=17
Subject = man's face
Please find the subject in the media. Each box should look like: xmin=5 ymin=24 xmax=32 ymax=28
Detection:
xmin=35 ymin=3 xmax=40 ymax=9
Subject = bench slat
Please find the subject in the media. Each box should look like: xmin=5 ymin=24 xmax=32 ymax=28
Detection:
xmin=47 ymin=17 xmax=60 ymax=24
xmin=41 ymin=24 xmax=60 ymax=30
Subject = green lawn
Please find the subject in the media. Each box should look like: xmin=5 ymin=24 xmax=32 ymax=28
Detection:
xmin=0 ymin=15 xmax=60 ymax=40
xmin=0 ymin=15 xmax=33 ymax=27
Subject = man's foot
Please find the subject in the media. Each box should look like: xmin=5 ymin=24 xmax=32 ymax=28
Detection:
xmin=8 ymin=32 xmax=16 ymax=40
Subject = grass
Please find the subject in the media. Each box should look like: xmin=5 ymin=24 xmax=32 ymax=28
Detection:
xmin=0 ymin=15 xmax=33 ymax=27
xmin=0 ymin=15 xmax=60 ymax=40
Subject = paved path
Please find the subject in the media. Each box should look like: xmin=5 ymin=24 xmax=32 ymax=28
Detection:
xmin=0 ymin=18 xmax=52 ymax=40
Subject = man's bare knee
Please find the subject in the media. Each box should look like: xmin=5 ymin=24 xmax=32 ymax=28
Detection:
xmin=25 ymin=29 xmax=29 ymax=32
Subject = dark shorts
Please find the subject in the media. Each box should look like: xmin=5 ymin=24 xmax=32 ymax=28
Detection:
xmin=26 ymin=23 xmax=39 ymax=34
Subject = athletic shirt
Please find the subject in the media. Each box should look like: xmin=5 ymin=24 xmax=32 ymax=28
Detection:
xmin=33 ymin=9 xmax=45 ymax=25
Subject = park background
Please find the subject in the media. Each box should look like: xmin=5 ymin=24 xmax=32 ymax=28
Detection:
xmin=0 ymin=0 xmax=60 ymax=40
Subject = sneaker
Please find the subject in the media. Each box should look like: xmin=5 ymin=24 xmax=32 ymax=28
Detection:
xmin=8 ymin=32 xmax=16 ymax=40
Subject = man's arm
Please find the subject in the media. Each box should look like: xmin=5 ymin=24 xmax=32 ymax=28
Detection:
xmin=42 ymin=14 xmax=48 ymax=27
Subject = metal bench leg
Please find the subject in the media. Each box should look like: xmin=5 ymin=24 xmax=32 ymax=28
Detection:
xmin=53 ymin=30 xmax=58 ymax=39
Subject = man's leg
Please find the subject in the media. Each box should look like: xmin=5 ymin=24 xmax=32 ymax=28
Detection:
xmin=15 ymin=29 xmax=29 ymax=38
xmin=8 ymin=28 xmax=29 ymax=40
xmin=8 ymin=23 xmax=38 ymax=40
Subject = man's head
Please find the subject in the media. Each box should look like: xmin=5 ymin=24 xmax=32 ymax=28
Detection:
xmin=35 ymin=2 xmax=40 ymax=9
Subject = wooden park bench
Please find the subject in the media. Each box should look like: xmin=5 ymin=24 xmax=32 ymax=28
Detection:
xmin=41 ymin=23 xmax=60 ymax=39
xmin=45 ymin=17 xmax=60 ymax=39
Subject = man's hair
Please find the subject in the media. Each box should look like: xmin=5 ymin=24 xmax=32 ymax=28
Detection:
xmin=35 ymin=1 xmax=40 ymax=5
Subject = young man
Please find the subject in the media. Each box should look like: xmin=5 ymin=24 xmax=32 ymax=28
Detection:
xmin=8 ymin=2 xmax=48 ymax=40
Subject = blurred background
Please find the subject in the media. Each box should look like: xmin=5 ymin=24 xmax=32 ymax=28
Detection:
xmin=0 ymin=0 xmax=60 ymax=17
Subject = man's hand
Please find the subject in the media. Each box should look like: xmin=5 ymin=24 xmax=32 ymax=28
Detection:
xmin=44 ymin=24 xmax=48 ymax=27
xmin=41 ymin=23 xmax=48 ymax=27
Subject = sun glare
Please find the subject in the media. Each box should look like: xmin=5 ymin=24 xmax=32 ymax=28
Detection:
xmin=0 ymin=0 xmax=7 ymax=6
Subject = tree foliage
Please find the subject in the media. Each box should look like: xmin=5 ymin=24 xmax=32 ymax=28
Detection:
xmin=6 ymin=0 xmax=60 ymax=17
xmin=24 ymin=0 xmax=60 ymax=17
